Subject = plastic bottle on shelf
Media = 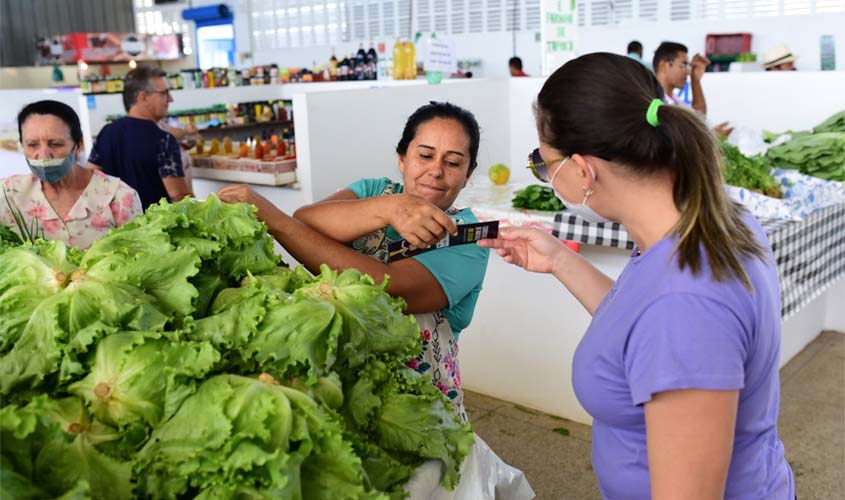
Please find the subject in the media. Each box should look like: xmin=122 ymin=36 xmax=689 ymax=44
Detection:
xmin=366 ymin=41 xmax=378 ymax=80
xmin=329 ymin=51 xmax=338 ymax=81
xmin=392 ymin=39 xmax=404 ymax=79
xmin=338 ymin=56 xmax=349 ymax=80
xmin=354 ymin=44 xmax=366 ymax=80
xmin=403 ymin=40 xmax=416 ymax=80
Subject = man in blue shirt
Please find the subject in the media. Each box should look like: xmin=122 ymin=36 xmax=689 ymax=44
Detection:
xmin=87 ymin=65 xmax=192 ymax=209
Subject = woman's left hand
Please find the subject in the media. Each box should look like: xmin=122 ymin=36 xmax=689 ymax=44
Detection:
xmin=217 ymin=184 xmax=277 ymax=222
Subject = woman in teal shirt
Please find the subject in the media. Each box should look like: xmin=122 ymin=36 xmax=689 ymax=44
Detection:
xmin=218 ymin=102 xmax=489 ymax=419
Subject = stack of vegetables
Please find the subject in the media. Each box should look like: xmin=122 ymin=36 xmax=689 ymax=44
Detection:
xmin=0 ymin=195 xmax=473 ymax=500
xmin=765 ymin=111 xmax=845 ymax=182
xmin=812 ymin=111 xmax=845 ymax=134
xmin=512 ymin=184 xmax=564 ymax=211
xmin=721 ymin=142 xmax=783 ymax=198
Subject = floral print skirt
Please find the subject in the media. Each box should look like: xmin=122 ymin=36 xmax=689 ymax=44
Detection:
xmin=405 ymin=311 xmax=467 ymax=422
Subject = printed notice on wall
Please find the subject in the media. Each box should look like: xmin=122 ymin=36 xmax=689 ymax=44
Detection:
xmin=423 ymin=38 xmax=457 ymax=74
xmin=542 ymin=0 xmax=578 ymax=75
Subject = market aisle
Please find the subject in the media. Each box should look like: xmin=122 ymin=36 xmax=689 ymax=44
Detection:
xmin=465 ymin=330 xmax=844 ymax=500
xmin=778 ymin=330 xmax=845 ymax=499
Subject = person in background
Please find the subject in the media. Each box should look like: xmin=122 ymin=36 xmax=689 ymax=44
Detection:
xmin=218 ymin=102 xmax=490 ymax=421
xmin=653 ymin=41 xmax=733 ymax=138
xmin=480 ymin=53 xmax=793 ymax=499
xmin=653 ymin=41 xmax=709 ymax=113
xmin=87 ymin=65 xmax=192 ymax=210
xmin=763 ymin=45 xmax=798 ymax=71
xmin=626 ymin=40 xmax=650 ymax=70
xmin=158 ymin=121 xmax=199 ymax=193
xmin=1 ymin=100 xmax=141 ymax=249
xmin=509 ymin=56 xmax=529 ymax=77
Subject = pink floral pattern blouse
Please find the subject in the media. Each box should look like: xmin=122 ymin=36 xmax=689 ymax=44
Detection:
xmin=1 ymin=170 xmax=142 ymax=249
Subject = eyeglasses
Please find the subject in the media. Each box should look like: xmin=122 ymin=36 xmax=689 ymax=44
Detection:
xmin=527 ymin=148 xmax=566 ymax=183
xmin=672 ymin=61 xmax=691 ymax=70
xmin=146 ymin=88 xmax=171 ymax=97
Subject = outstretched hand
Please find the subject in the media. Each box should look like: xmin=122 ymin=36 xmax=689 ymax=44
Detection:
xmin=218 ymin=184 xmax=279 ymax=222
xmin=478 ymin=226 xmax=568 ymax=274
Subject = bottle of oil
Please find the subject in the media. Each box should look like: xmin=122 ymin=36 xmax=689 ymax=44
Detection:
xmin=403 ymin=40 xmax=416 ymax=80
xmin=392 ymin=39 xmax=404 ymax=79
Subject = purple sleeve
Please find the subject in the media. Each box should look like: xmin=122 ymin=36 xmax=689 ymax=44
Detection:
xmin=624 ymin=293 xmax=749 ymax=406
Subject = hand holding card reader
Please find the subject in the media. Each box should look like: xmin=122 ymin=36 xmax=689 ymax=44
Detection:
xmin=387 ymin=221 xmax=499 ymax=262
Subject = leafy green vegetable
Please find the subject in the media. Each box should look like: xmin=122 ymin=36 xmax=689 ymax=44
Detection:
xmin=721 ymin=142 xmax=782 ymax=198
xmin=297 ymin=266 xmax=420 ymax=370
xmin=68 ymin=331 xmax=219 ymax=430
xmin=766 ymin=131 xmax=845 ymax=182
xmin=1 ymin=396 xmax=131 ymax=500
xmin=0 ymin=223 xmax=22 ymax=252
xmin=135 ymin=373 xmax=382 ymax=500
xmin=512 ymin=184 xmax=565 ymax=211
xmin=813 ymin=111 xmax=845 ymax=134
xmin=0 ymin=195 xmax=475 ymax=499
xmin=0 ymin=242 xmax=75 ymax=353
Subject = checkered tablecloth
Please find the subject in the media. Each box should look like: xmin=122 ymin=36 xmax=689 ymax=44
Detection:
xmin=552 ymin=205 xmax=845 ymax=320
xmin=769 ymin=203 xmax=845 ymax=320
xmin=551 ymin=213 xmax=788 ymax=250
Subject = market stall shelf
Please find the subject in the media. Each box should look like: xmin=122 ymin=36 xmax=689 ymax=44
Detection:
xmin=191 ymin=167 xmax=297 ymax=187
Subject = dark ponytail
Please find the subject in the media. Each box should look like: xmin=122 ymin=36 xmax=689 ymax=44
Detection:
xmin=536 ymin=52 xmax=765 ymax=288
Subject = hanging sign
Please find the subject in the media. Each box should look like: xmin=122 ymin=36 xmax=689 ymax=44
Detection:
xmin=423 ymin=38 xmax=457 ymax=74
xmin=542 ymin=0 xmax=578 ymax=75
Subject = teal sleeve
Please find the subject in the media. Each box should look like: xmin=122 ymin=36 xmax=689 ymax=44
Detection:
xmin=346 ymin=177 xmax=393 ymax=199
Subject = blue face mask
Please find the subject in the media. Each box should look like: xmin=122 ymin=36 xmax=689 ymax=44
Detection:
xmin=27 ymin=147 xmax=76 ymax=184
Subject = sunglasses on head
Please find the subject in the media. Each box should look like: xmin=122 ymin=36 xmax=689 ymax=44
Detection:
xmin=527 ymin=148 xmax=567 ymax=183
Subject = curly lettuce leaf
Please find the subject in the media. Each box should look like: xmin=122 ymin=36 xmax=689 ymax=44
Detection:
xmin=297 ymin=266 xmax=420 ymax=369
xmin=0 ymin=241 xmax=75 ymax=352
xmin=68 ymin=331 xmax=219 ymax=429
xmin=0 ymin=279 xmax=167 ymax=395
xmin=189 ymin=283 xmax=269 ymax=352
xmin=1 ymin=396 xmax=130 ymax=500
xmin=241 ymin=294 xmax=342 ymax=382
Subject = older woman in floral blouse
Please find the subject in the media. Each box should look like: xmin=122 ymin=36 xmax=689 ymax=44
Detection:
xmin=1 ymin=100 xmax=141 ymax=249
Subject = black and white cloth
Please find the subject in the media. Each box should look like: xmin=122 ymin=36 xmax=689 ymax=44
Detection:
xmin=553 ymin=204 xmax=845 ymax=319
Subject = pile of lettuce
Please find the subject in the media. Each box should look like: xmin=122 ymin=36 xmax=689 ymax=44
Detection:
xmin=0 ymin=195 xmax=473 ymax=500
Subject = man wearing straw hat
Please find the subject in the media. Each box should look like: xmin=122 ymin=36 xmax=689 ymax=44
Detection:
xmin=763 ymin=45 xmax=798 ymax=71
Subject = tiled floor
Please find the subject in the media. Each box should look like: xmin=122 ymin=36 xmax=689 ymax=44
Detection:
xmin=466 ymin=330 xmax=845 ymax=500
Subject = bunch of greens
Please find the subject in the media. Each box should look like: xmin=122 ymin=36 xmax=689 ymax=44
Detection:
xmin=765 ymin=132 xmax=845 ymax=182
xmin=721 ymin=142 xmax=782 ymax=198
xmin=0 ymin=224 xmax=22 ymax=253
xmin=512 ymin=184 xmax=565 ymax=211
xmin=0 ymin=195 xmax=473 ymax=500
xmin=813 ymin=111 xmax=845 ymax=134
xmin=3 ymin=187 xmax=44 ymax=245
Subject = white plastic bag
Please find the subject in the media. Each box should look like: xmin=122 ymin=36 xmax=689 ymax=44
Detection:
xmin=404 ymin=434 xmax=535 ymax=500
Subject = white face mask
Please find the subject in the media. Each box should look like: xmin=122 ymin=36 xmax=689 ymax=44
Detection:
xmin=549 ymin=158 xmax=612 ymax=224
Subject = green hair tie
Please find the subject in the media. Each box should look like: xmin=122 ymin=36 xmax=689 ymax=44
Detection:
xmin=646 ymin=99 xmax=663 ymax=127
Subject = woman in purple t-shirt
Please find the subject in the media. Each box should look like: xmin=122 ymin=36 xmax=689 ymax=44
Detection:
xmin=480 ymin=53 xmax=794 ymax=499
